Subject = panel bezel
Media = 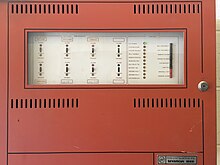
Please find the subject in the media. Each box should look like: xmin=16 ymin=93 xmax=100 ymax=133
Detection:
xmin=24 ymin=29 xmax=187 ymax=89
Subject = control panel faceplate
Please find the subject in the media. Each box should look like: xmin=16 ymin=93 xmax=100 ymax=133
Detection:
xmin=28 ymin=32 xmax=184 ymax=85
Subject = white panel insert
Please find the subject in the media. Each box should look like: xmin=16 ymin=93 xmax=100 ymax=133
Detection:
xmin=28 ymin=32 xmax=184 ymax=85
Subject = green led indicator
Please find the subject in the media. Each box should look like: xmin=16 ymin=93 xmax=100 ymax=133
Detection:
xmin=143 ymin=42 xmax=148 ymax=45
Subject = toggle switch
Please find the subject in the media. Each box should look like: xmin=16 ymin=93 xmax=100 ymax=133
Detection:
xmin=39 ymin=66 xmax=42 ymax=72
xmin=39 ymin=44 xmax=43 ymax=57
xmin=92 ymin=64 xmax=95 ymax=72
xmin=91 ymin=45 xmax=95 ymax=58
xmin=39 ymin=44 xmax=42 ymax=53
xmin=118 ymin=66 xmax=120 ymax=72
xmin=66 ymin=47 xmax=69 ymax=54
xmin=65 ymin=45 xmax=69 ymax=57
xmin=117 ymin=45 xmax=121 ymax=58
xmin=91 ymin=63 xmax=95 ymax=76
xmin=117 ymin=64 xmax=121 ymax=76
xmin=65 ymin=64 xmax=70 ymax=76
xmin=66 ymin=66 xmax=69 ymax=73
xmin=38 ymin=63 xmax=43 ymax=76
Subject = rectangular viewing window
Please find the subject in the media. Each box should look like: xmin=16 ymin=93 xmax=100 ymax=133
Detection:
xmin=28 ymin=32 xmax=184 ymax=85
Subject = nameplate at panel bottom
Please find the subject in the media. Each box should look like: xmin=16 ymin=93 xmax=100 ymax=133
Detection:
xmin=158 ymin=156 xmax=197 ymax=164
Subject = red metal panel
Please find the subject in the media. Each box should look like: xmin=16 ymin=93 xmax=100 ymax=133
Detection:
xmin=8 ymin=2 xmax=203 ymax=153
xmin=8 ymin=154 xmax=153 ymax=165
xmin=9 ymin=104 xmax=203 ymax=152
xmin=0 ymin=1 xmax=8 ymax=165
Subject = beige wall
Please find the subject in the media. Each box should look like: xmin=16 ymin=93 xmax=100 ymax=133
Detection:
xmin=217 ymin=20 xmax=220 ymax=144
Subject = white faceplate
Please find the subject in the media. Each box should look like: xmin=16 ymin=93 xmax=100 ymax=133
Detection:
xmin=28 ymin=32 xmax=184 ymax=85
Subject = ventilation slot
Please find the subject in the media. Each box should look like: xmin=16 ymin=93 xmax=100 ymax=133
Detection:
xmin=133 ymin=98 xmax=201 ymax=109
xmin=133 ymin=2 xmax=201 ymax=15
xmin=10 ymin=3 xmax=79 ymax=14
xmin=10 ymin=98 xmax=79 ymax=109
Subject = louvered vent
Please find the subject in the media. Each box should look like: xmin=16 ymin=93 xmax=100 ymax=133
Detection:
xmin=133 ymin=98 xmax=201 ymax=109
xmin=10 ymin=3 xmax=79 ymax=14
xmin=10 ymin=98 xmax=79 ymax=109
xmin=134 ymin=2 xmax=201 ymax=14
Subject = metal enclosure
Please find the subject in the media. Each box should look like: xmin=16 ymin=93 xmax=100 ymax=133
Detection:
xmin=0 ymin=0 xmax=216 ymax=165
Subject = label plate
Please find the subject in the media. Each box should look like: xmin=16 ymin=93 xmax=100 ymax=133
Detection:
xmin=158 ymin=156 xmax=197 ymax=164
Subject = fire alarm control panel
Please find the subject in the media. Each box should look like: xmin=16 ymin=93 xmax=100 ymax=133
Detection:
xmin=0 ymin=0 xmax=216 ymax=165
